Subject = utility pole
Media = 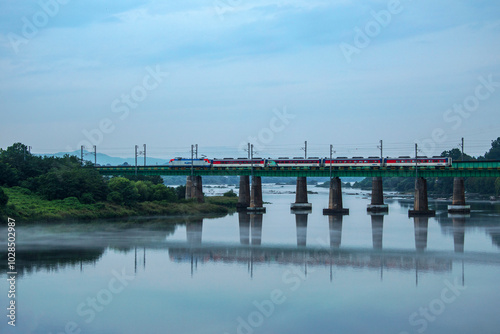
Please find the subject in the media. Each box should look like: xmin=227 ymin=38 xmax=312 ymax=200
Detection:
xmin=459 ymin=137 xmax=464 ymax=161
xmin=415 ymin=143 xmax=418 ymax=180
xmin=302 ymin=141 xmax=307 ymax=159
xmin=191 ymin=144 xmax=194 ymax=177
xmin=195 ymin=144 xmax=198 ymax=159
xmin=93 ymin=145 xmax=97 ymax=166
xmin=250 ymin=144 xmax=254 ymax=178
xmin=135 ymin=145 xmax=138 ymax=175
xmin=143 ymin=144 xmax=147 ymax=166
xmin=247 ymin=143 xmax=251 ymax=159
xmin=378 ymin=140 xmax=383 ymax=167
xmin=329 ymin=144 xmax=333 ymax=181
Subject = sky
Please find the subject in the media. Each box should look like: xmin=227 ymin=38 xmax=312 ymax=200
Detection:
xmin=0 ymin=0 xmax=499 ymax=159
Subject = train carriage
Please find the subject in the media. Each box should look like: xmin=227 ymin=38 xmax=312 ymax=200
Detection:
xmin=323 ymin=157 xmax=383 ymax=167
xmin=168 ymin=158 xmax=211 ymax=167
xmin=385 ymin=156 xmax=451 ymax=167
xmin=211 ymin=158 xmax=266 ymax=168
xmin=267 ymin=157 xmax=322 ymax=167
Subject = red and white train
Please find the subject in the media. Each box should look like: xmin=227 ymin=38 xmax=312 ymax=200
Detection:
xmin=169 ymin=156 xmax=452 ymax=168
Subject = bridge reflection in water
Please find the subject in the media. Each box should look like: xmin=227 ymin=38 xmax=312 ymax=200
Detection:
xmin=170 ymin=213 xmax=475 ymax=284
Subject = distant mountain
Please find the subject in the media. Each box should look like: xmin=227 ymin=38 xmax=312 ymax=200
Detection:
xmin=39 ymin=150 xmax=169 ymax=166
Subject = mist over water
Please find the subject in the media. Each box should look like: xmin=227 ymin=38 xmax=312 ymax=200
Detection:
xmin=1 ymin=184 xmax=500 ymax=334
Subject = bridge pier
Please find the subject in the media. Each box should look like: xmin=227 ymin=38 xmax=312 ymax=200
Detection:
xmin=413 ymin=216 xmax=429 ymax=251
xmin=185 ymin=176 xmax=193 ymax=199
xmin=367 ymin=177 xmax=388 ymax=212
xmin=248 ymin=176 xmax=266 ymax=212
xmin=329 ymin=215 xmax=343 ymax=248
xmin=185 ymin=175 xmax=204 ymax=202
xmin=237 ymin=175 xmax=251 ymax=211
xmin=370 ymin=213 xmax=385 ymax=249
xmin=291 ymin=177 xmax=312 ymax=211
xmin=409 ymin=177 xmax=435 ymax=216
xmin=295 ymin=213 xmax=308 ymax=247
xmin=448 ymin=177 xmax=471 ymax=213
xmin=323 ymin=177 xmax=349 ymax=215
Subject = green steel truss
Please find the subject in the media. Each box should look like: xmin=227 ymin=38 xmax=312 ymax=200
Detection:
xmin=95 ymin=161 xmax=500 ymax=178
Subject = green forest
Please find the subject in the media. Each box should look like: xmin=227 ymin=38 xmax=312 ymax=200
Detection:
xmin=352 ymin=137 xmax=500 ymax=196
xmin=0 ymin=143 xmax=236 ymax=222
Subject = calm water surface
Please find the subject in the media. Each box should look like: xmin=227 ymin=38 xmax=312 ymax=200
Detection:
xmin=1 ymin=184 xmax=500 ymax=334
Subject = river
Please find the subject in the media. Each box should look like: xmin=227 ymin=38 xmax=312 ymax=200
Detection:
xmin=1 ymin=184 xmax=500 ymax=334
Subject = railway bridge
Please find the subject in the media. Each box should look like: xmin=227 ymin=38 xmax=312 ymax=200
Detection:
xmin=95 ymin=161 xmax=500 ymax=216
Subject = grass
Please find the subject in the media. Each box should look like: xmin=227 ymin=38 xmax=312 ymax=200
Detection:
xmin=0 ymin=186 xmax=238 ymax=223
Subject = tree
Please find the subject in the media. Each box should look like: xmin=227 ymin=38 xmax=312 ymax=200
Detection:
xmin=440 ymin=148 xmax=473 ymax=161
xmin=107 ymin=177 xmax=139 ymax=205
xmin=485 ymin=137 xmax=500 ymax=160
xmin=0 ymin=188 xmax=8 ymax=207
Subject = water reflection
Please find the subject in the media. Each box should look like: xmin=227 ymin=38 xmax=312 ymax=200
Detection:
xmin=328 ymin=215 xmax=343 ymax=248
xmin=369 ymin=213 xmax=385 ymax=249
xmin=413 ymin=216 xmax=429 ymax=251
xmin=295 ymin=213 xmax=308 ymax=247
xmin=451 ymin=214 xmax=467 ymax=253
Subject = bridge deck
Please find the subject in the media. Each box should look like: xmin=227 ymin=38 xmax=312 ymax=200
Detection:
xmin=95 ymin=161 xmax=500 ymax=177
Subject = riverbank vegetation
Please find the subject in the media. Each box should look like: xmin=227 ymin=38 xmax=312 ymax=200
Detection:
xmin=0 ymin=143 xmax=236 ymax=222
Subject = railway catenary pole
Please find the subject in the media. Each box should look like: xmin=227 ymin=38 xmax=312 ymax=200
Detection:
xmin=143 ymin=144 xmax=146 ymax=166
xmin=94 ymin=145 xmax=97 ymax=166
xmin=247 ymin=143 xmax=250 ymax=159
xmin=302 ymin=141 xmax=307 ymax=159
xmin=415 ymin=143 xmax=418 ymax=180
xmin=379 ymin=140 xmax=383 ymax=167
xmin=250 ymin=144 xmax=254 ymax=178
xmin=195 ymin=144 xmax=198 ymax=159
xmin=81 ymin=145 xmax=84 ymax=165
xmin=329 ymin=144 xmax=333 ymax=181
xmin=191 ymin=145 xmax=194 ymax=178
xmin=135 ymin=145 xmax=138 ymax=175
xmin=460 ymin=137 xmax=464 ymax=161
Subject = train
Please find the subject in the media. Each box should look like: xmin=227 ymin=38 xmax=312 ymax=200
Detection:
xmin=168 ymin=156 xmax=452 ymax=168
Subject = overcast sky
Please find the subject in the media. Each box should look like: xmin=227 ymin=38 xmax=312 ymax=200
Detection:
xmin=1 ymin=0 xmax=499 ymax=159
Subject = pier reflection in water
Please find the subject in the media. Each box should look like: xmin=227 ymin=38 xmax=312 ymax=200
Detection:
xmin=4 ymin=197 xmax=500 ymax=334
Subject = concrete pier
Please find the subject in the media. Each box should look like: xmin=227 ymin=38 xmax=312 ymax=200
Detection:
xmin=193 ymin=175 xmax=204 ymax=203
xmin=248 ymin=176 xmax=266 ymax=212
xmin=237 ymin=175 xmax=251 ymax=211
xmin=185 ymin=175 xmax=204 ymax=203
xmin=367 ymin=177 xmax=388 ymax=212
xmin=291 ymin=177 xmax=312 ymax=210
xmin=370 ymin=213 xmax=384 ymax=249
xmin=323 ymin=177 xmax=349 ymax=215
xmin=238 ymin=212 xmax=250 ymax=245
xmin=448 ymin=177 xmax=471 ymax=213
xmin=413 ymin=216 xmax=429 ymax=251
xmin=329 ymin=215 xmax=343 ymax=248
xmin=185 ymin=176 xmax=193 ymax=199
xmin=295 ymin=213 xmax=308 ymax=247
xmin=409 ymin=177 xmax=435 ymax=216
xmin=250 ymin=213 xmax=263 ymax=245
